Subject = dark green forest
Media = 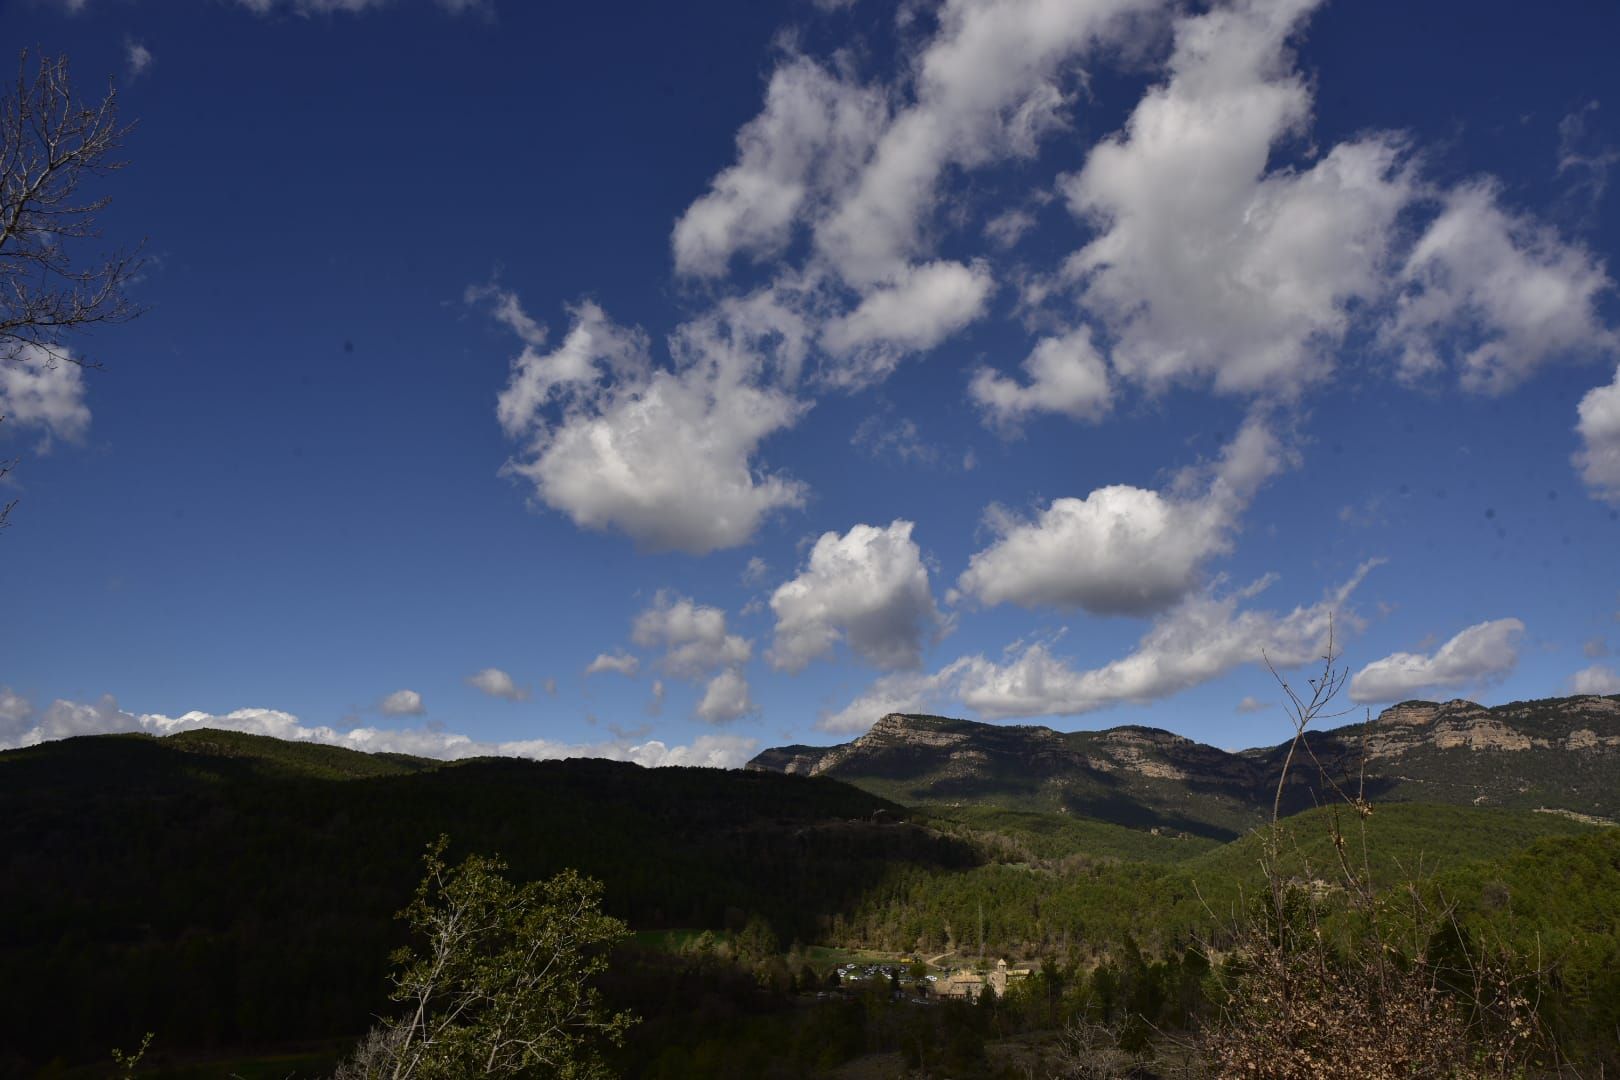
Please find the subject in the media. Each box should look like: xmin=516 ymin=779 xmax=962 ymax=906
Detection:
xmin=4 ymin=730 xmax=1618 ymax=1077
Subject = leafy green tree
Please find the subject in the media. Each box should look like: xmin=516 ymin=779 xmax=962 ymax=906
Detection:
xmin=733 ymin=914 xmax=777 ymax=964
xmin=336 ymin=836 xmax=636 ymax=1079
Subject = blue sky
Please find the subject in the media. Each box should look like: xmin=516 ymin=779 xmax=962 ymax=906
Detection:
xmin=2 ymin=0 xmax=1618 ymax=766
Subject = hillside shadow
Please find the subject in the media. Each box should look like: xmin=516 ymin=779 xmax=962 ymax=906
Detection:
xmin=0 ymin=735 xmax=982 ymax=1070
xmin=1059 ymin=789 xmax=1242 ymax=842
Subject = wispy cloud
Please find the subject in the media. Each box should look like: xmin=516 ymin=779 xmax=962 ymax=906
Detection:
xmin=822 ymin=560 xmax=1381 ymax=729
xmin=584 ymin=651 xmax=640 ymax=678
xmin=124 ymin=40 xmax=154 ymax=79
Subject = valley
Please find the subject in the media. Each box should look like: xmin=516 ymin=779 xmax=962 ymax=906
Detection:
xmin=4 ymin=695 xmax=1618 ymax=1075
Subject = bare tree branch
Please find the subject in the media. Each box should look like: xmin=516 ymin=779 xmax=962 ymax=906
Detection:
xmin=1 ymin=48 xmax=144 ymax=533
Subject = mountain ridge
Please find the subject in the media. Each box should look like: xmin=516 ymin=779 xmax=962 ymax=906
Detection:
xmin=747 ymin=694 xmax=1620 ymax=838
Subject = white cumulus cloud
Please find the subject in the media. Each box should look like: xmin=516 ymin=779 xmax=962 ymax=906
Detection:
xmin=1348 ymin=618 xmax=1525 ymax=703
xmin=1387 ymin=181 xmax=1616 ymax=394
xmin=379 ymin=689 xmax=424 ymax=716
xmin=770 ymin=519 xmax=944 ymax=672
xmin=958 ymin=413 xmax=1291 ymax=614
xmin=960 ymin=486 xmax=1225 ymax=615
xmin=672 ymin=56 xmax=886 ymax=278
xmin=819 ymin=260 xmax=995 ymax=386
xmin=812 ymin=0 xmax=1166 ymax=284
xmin=493 ymin=299 xmax=650 ymax=441
xmin=631 ymin=592 xmax=752 ymax=678
xmin=1570 ymin=664 xmax=1620 ymax=696
xmin=663 ymin=0 xmax=1170 ymax=395
xmin=695 ymin=668 xmax=757 ymax=724
xmin=970 ymin=326 xmax=1113 ymax=430
xmin=9 ymin=693 xmax=144 ymax=743
xmin=1575 ymin=365 xmax=1620 ymax=504
xmin=622 ymin=593 xmax=756 ymax=725
xmin=819 ymin=661 xmax=972 ymax=733
xmin=465 ymin=667 xmax=530 ymax=702
xmin=1060 ymin=0 xmax=1412 ymax=396
xmin=1 ymin=344 xmax=92 ymax=447
xmin=491 ymin=298 xmax=809 ymax=554
xmin=1 ymin=686 xmax=37 ymax=744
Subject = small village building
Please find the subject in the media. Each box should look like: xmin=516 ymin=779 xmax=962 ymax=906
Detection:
xmin=938 ymin=970 xmax=983 ymax=1001
xmin=937 ymin=959 xmax=1011 ymax=1001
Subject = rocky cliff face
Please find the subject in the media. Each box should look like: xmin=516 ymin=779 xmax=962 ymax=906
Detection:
xmin=1362 ymin=696 xmax=1620 ymax=756
xmin=744 ymin=715 xmax=984 ymax=777
xmin=745 ymin=744 xmax=839 ymax=776
xmin=746 ymin=695 xmax=1620 ymax=837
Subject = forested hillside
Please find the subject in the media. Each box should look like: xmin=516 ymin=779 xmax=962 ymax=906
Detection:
xmin=4 ymin=729 xmax=1617 ymax=1075
xmin=0 ymin=732 xmax=968 ymax=1072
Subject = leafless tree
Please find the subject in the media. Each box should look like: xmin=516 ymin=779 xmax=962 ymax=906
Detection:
xmin=1198 ymin=633 xmax=1566 ymax=1078
xmin=1 ymin=48 xmax=143 ymax=531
